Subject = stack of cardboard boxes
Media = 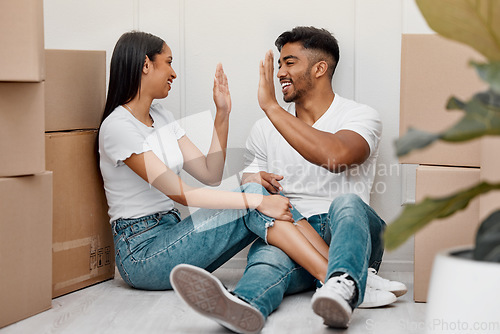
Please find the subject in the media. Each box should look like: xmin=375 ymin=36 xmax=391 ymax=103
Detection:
xmin=400 ymin=34 xmax=491 ymax=302
xmin=0 ymin=0 xmax=53 ymax=327
xmin=45 ymin=49 xmax=114 ymax=299
xmin=1 ymin=0 xmax=114 ymax=328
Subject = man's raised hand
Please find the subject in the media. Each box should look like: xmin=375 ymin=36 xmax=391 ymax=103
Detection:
xmin=258 ymin=50 xmax=279 ymax=113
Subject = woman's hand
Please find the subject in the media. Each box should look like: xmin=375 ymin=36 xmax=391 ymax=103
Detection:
xmin=256 ymin=194 xmax=294 ymax=222
xmin=213 ymin=63 xmax=231 ymax=115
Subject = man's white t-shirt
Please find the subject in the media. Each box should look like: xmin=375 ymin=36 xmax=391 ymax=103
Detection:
xmin=243 ymin=95 xmax=382 ymax=218
xmin=99 ymin=104 xmax=185 ymax=223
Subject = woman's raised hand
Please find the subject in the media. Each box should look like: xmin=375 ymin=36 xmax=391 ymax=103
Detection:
xmin=256 ymin=195 xmax=294 ymax=222
xmin=213 ymin=63 xmax=231 ymax=115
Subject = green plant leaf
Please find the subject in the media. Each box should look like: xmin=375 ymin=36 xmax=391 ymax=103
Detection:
xmin=395 ymin=128 xmax=441 ymax=157
xmin=416 ymin=0 xmax=500 ymax=61
xmin=397 ymin=92 xmax=500 ymax=156
xmin=442 ymin=92 xmax=500 ymax=141
xmin=385 ymin=182 xmax=500 ymax=251
xmin=473 ymin=210 xmax=500 ymax=262
xmin=446 ymin=96 xmax=467 ymax=110
xmin=471 ymin=61 xmax=500 ymax=94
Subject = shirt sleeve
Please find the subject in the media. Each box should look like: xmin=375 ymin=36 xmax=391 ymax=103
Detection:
xmin=338 ymin=106 xmax=382 ymax=156
xmin=101 ymin=118 xmax=152 ymax=167
xmin=242 ymin=120 xmax=268 ymax=174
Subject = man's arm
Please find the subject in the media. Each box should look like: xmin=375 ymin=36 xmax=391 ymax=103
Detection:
xmin=258 ymin=50 xmax=370 ymax=173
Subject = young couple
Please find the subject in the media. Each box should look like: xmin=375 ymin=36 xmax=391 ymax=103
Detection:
xmin=98 ymin=26 xmax=407 ymax=333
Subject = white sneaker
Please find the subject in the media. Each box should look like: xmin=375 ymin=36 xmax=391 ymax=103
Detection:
xmin=311 ymin=273 xmax=356 ymax=328
xmin=367 ymin=268 xmax=408 ymax=297
xmin=358 ymin=286 xmax=397 ymax=308
xmin=170 ymin=264 xmax=264 ymax=334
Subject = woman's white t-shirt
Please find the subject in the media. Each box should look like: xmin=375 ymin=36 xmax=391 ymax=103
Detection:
xmin=99 ymin=104 xmax=185 ymax=223
xmin=243 ymin=95 xmax=382 ymax=218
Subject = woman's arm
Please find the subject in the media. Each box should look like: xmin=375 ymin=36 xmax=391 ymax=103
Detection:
xmin=127 ymin=150 xmax=330 ymax=282
xmin=180 ymin=63 xmax=231 ymax=186
xmin=124 ymin=150 xmax=293 ymax=221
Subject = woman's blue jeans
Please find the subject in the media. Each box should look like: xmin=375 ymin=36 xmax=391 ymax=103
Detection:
xmin=111 ymin=183 xmax=273 ymax=290
xmin=233 ymin=193 xmax=386 ymax=318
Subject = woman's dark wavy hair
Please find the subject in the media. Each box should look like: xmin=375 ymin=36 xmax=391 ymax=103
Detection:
xmin=101 ymin=31 xmax=165 ymax=123
xmin=275 ymin=26 xmax=340 ymax=80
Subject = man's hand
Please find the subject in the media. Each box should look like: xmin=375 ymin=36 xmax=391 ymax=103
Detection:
xmin=258 ymin=50 xmax=280 ymax=113
xmin=242 ymin=171 xmax=284 ymax=194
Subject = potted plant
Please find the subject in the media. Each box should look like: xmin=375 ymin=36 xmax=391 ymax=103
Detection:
xmin=384 ymin=0 xmax=500 ymax=332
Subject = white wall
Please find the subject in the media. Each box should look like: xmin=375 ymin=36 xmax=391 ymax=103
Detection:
xmin=43 ymin=0 xmax=435 ymax=270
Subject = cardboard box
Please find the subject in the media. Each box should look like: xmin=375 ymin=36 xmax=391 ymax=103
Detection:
xmin=45 ymin=50 xmax=106 ymax=132
xmin=0 ymin=0 xmax=45 ymax=82
xmin=414 ymin=165 xmax=481 ymax=302
xmin=0 ymin=172 xmax=53 ymax=328
xmin=479 ymin=137 xmax=500 ymax=221
xmin=400 ymin=34 xmax=486 ymax=167
xmin=45 ymin=130 xmax=114 ymax=298
xmin=0 ymin=82 xmax=45 ymax=177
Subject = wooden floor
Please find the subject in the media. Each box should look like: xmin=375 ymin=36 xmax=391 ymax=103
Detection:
xmin=2 ymin=267 xmax=426 ymax=334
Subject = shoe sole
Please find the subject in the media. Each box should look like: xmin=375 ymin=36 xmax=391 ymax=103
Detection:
xmin=391 ymin=289 xmax=407 ymax=298
xmin=358 ymin=293 xmax=397 ymax=308
xmin=170 ymin=264 xmax=264 ymax=334
xmin=311 ymin=295 xmax=351 ymax=328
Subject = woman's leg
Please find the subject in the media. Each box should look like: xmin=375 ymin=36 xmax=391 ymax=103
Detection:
xmin=113 ymin=183 xmax=273 ymax=290
xmin=241 ymin=185 xmax=330 ymax=283
xmin=295 ymin=218 xmax=330 ymax=259
xmin=266 ymin=221 xmax=328 ymax=282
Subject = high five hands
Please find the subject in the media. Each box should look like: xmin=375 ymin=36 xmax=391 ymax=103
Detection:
xmin=213 ymin=63 xmax=231 ymax=115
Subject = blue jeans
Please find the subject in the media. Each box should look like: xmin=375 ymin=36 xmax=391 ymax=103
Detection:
xmin=111 ymin=183 xmax=274 ymax=290
xmin=233 ymin=193 xmax=386 ymax=318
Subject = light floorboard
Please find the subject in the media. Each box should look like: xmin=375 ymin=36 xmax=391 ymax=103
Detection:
xmin=1 ymin=268 xmax=426 ymax=334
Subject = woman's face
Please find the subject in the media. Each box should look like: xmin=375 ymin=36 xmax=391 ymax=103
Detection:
xmin=146 ymin=43 xmax=177 ymax=99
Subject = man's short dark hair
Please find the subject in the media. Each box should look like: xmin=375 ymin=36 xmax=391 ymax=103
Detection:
xmin=275 ymin=26 xmax=340 ymax=79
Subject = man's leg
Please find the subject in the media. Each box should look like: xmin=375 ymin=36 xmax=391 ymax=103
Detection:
xmin=233 ymin=239 xmax=316 ymax=319
xmin=311 ymin=193 xmax=387 ymax=328
xmin=324 ymin=193 xmax=386 ymax=301
xmin=169 ymin=183 xmax=315 ymax=333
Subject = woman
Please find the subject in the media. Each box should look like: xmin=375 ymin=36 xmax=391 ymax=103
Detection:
xmin=99 ymin=31 xmax=329 ymax=290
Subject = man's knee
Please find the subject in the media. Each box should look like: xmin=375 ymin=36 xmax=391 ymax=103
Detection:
xmin=329 ymin=193 xmax=365 ymax=211
xmin=247 ymin=240 xmax=295 ymax=271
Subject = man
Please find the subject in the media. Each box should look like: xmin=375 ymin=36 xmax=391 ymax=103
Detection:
xmin=170 ymin=26 xmax=406 ymax=333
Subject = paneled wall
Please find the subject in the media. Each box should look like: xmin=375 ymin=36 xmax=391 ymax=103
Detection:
xmin=44 ymin=0 xmax=434 ymax=268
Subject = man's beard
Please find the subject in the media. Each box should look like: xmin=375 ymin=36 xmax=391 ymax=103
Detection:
xmin=283 ymin=69 xmax=314 ymax=103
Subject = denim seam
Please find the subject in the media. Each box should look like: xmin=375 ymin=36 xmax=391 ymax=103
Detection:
xmin=359 ymin=217 xmax=371 ymax=306
xmin=245 ymin=266 xmax=302 ymax=305
xmin=127 ymin=218 xmax=161 ymax=261
xmin=116 ymin=249 xmax=135 ymax=288
xmin=128 ymin=208 xmax=242 ymax=264
xmin=126 ymin=217 xmax=160 ymax=243
xmin=114 ymin=210 xmax=174 ymax=232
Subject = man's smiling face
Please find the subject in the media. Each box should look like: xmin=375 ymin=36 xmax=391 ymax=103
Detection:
xmin=277 ymin=42 xmax=315 ymax=103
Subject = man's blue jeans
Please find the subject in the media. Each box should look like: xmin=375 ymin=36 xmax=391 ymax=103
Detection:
xmin=233 ymin=193 xmax=386 ymax=318
xmin=111 ymin=183 xmax=273 ymax=290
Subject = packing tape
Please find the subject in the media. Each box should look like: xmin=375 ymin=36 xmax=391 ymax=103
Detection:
xmin=52 ymin=236 xmax=95 ymax=253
